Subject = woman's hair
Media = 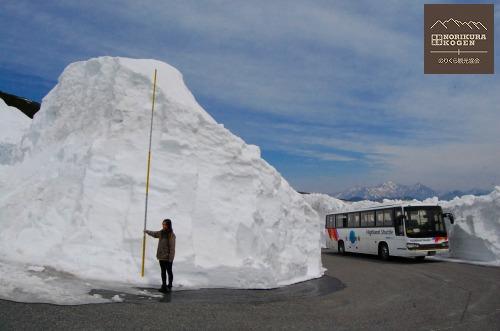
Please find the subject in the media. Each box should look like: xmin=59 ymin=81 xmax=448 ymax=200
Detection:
xmin=162 ymin=219 xmax=173 ymax=233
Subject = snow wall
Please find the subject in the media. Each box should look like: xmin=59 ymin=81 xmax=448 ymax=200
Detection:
xmin=0 ymin=57 xmax=323 ymax=290
xmin=304 ymin=188 xmax=500 ymax=265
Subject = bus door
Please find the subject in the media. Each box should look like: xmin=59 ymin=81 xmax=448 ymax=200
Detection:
xmin=392 ymin=207 xmax=407 ymax=253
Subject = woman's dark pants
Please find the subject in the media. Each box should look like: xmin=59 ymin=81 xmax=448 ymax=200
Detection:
xmin=159 ymin=260 xmax=173 ymax=287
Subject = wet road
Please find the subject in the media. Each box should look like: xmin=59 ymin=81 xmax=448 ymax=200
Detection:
xmin=1 ymin=252 xmax=499 ymax=330
xmin=89 ymin=274 xmax=344 ymax=305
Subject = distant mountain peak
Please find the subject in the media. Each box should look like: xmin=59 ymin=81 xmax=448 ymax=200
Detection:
xmin=334 ymin=182 xmax=491 ymax=202
xmin=335 ymin=181 xmax=436 ymax=201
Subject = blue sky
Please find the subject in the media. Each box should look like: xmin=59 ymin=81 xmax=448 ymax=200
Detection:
xmin=1 ymin=0 xmax=499 ymax=193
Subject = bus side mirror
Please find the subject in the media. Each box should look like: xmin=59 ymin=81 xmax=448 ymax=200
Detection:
xmin=443 ymin=213 xmax=455 ymax=224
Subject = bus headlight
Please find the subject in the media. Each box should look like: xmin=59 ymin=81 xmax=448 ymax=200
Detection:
xmin=406 ymin=243 xmax=420 ymax=250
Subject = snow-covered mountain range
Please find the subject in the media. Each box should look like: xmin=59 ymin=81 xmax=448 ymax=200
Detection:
xmin=334 ymin=181 xmax=489 ymax=201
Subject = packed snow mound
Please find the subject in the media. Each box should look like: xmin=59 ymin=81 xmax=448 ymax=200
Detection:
xmin=305 ymin=189 xmax=500 ymax=266
xmin=440 ymin=187 xmax=500 ymax=265
xmin=0 ymin=98 xmax=31 ymax=164
xmin=0 ymin=57 xmax=323 ymax=300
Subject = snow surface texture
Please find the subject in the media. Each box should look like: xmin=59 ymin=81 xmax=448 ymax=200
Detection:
xmin=305 ymin=188 xmax=500 ymax=266
xmin=441 ymin=188 xmax=500 ymax=265
xmin=0 ymin=99 xmax=31 ymax=165
xmin=0 ymin=57 xmax=323 ymax=304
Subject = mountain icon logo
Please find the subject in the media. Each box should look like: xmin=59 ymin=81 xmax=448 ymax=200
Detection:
xmin=430 ymin=18 xmax=487 ymax=30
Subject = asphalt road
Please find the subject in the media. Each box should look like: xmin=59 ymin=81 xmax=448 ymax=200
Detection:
xmin=1 ymin=252 xmax=499 ymax=330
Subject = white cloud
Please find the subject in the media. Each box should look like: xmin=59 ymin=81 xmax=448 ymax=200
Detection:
xmin=2 ymin=0 xmax=498 ymax=192
xmin=282 ymin=148 xmax=355 ymax=162
xmin=371 ymin=142 xmax=500 ymax=190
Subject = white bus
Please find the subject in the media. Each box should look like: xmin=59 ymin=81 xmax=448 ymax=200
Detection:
xmin=325 ymin=204 xmax=454 ymax=260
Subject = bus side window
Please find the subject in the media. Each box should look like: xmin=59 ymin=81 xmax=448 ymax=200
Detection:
xmin=335 ymin=215 xmax=343 ymax=228
xmin=343 ymin=215 xmax=348 ymax=228
xmin=326 ymin=215 xmax=332 ymax=228
xmin=367 ymin=211 xmax=375 ymax=227
xmin=348 ymin=213 xmax=359 ymax=228
xmin=384 ymin=209 xmax=394 ymax=227
xmin=361 ymin=211 xmax=375 ymax=227
xmin=376 ymin=210 xmax=384 ymax=227
xmin=360 ymin=212 xmax=368 ymax=227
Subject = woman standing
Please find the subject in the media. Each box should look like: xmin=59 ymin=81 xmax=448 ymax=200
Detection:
xmin=144 ymin=219 xmax=176 ymax=292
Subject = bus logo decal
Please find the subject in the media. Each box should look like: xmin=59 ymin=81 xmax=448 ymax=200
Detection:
xmin=349 ymin=231 xmax=357 ymax=244
xmin=327 ymin=228 xmax=339 ymax=241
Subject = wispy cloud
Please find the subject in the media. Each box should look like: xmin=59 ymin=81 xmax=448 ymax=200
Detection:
xmin=1 ymin=0 xmax=498 ymax=192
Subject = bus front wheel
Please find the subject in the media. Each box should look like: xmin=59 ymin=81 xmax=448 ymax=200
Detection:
xmin=338 ymin=241 xmax=345 ymax=255
xmin=378 ymin=243 xmax=390 ymax=261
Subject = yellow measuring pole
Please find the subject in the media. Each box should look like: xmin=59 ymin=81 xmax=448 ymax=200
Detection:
xmin=141 ymin=69 xmax=158 ymax=277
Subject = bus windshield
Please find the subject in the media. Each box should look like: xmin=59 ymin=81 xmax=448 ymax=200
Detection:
xmin=404 ymin=206 xmax=447 ymax=238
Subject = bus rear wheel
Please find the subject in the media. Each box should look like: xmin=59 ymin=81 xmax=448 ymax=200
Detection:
xmin=338 ymin=241 xmax=345 ymax=255
xmin=378 ymin=243 xmax=390 ymax=261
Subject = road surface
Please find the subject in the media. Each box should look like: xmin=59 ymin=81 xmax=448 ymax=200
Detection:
xmin=1 ymin=252 xmax=499 ymax=330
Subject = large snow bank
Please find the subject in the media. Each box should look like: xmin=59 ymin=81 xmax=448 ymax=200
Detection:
xmin=440 ymin=187 xmax=500 ymax=265
xmin=0 ymin=57 xmax=322 ymax=303
xmin=0 ymin=98 xmax=31 ymax=164
xmin=305 ymin=189 xmax=500 ymax=266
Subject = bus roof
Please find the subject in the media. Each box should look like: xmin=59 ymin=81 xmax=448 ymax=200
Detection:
xmin=326 ymin=203 xmax=442 ymax=215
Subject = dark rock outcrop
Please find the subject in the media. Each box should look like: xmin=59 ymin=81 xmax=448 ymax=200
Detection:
xmin=0 ymin=90 xmax=39 ymax=118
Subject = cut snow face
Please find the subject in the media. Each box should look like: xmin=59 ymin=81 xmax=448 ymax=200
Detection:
xmin=441 ymin=188 xmax=500 ymax=265
xmin=305 ymin=189 xmax=500 ymax=266
xmin=0 ymin=57 xmax=323 ymax=304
